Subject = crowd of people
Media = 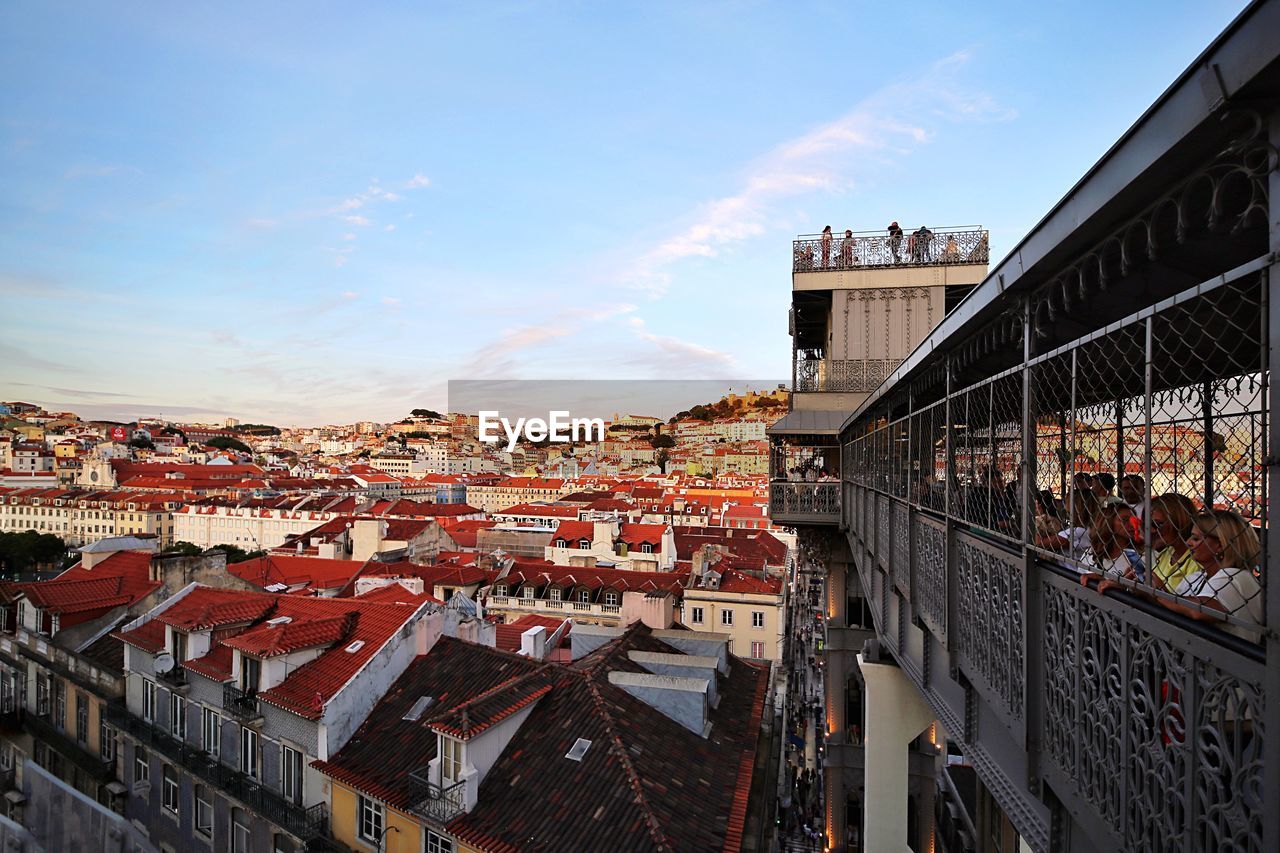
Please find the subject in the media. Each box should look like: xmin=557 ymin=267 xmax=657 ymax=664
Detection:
xmin=796 ymin=223 xmax=963 ymax=270
xmin=779 ymin=567 xmax=827 ymax=850
xmin=921 ymin=467 xmax=1265 ymax=643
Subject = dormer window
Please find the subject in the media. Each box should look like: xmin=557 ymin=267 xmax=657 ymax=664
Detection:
xmin=615 ymin=542 xmax=628 ymax=557
xmin=578 ymin=538 xmax=590 ymax=550
xmin=578 ymin=590 xmax=590 ymax=603
xmin=604 ymin=591 xmax=619 ymax=607
xmin=494 ymin=585 xmax=507 ymax=597
xmin=440 ymin=735 xmax=464 ymax=784
xmin=550 ymin=587 xmax=562 ymax=602
xmin=554 ymin=539 xmax=567 ymax=548
xmin=641 ymin=543 xmax=653 ymax=554
xmin=521 ymin=587 xmax=535 ymax=600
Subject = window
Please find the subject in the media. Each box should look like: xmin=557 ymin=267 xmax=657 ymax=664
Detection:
xmin=578 ymin=538 xmax=590 ymax=550
xmin=751 ymin=641 xmax=765 ymax=659
xmin=162 ymin=765 xmax=179 ymax=814
xmin=752 ymin=611 xmax=765 ymax=629
xmin=241 ymin=726 xmax=259 ymax=779
xmin=170 ymin=694 xmax=187 ymax=737
xmin=281 ymin=745 xmax=303 ymax=805
xmin=195 ymin=785 xmax=213 ymax=838
xmin=357 ymin=794 xmax=384 ymax=843
xmin=100 ymin=717 xmax=116 ymax=761
xmin=494 ymin=585 xmax=507 ymax=596
xmin=691 ymin=606 xmax=704 ymax=624
xmin=231 ymin=808 xmax=251 ymax=853
xmin=425 ymin=830 xmax=454 ymax=853
xmin=173 ymin=631 xmax=188 ymax=663
xmin=240 ymin=656 xmax=261 ymax=693
xmin=143 ymin=680 xmax=157 ymax=721
xmin=554 ymin=539 xmax=567 ymax=548
xmin=521 ymin=586 xmax=535 ymax=599
xmin=35 ymin=674 xmax=50 ymax=716
xmin=549 ymin=587 xmax=562 ymax=602
xmin=641 ymin=543 xmax=653 ymax=554
xmin=604 ymin=591 xmax=619 ymax=607
xmin=54 ymin=680 xmax=66 ymax=729
xmin=721 ymin=609 xmax=734 ymax=626
xmin=202 ymin=707 xmax=222 ymax=757
xmin=76 ymin=692 xmax=89 ymax=743
xmin=441 ymin=736 xmax=463 ymax=783
xmin=578 ymin=590 xmax=590 ymax=603
xmin=135 ymin=746 xmax=149 ymax=785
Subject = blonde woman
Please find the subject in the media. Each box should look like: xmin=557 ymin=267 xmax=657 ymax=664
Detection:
xmin=1079 ymin=502 xmax=1139 ymax=581
xmin=1148 ymin=493 xmax=1202 ymax=591
xmin=1165 ymin=509 xmax=1263 ymax=642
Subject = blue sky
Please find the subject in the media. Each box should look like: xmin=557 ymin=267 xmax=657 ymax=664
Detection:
xmin=0 ymin=0 xmax=1249 ymax=426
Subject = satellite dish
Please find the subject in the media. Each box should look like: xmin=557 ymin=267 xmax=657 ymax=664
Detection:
xmin=154 ymin=652 xmax=175 ymax=675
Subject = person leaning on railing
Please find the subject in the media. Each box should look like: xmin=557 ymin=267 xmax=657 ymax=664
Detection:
xmin=1078 ymin=501 xmax=1142 ymax=582
xmin=1103 ymin=507 xmax=1263 ymax=644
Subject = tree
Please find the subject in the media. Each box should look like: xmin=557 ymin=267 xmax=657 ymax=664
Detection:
xmin=160 ymin=426 xmax=187 ymax=439
xmin=128 ymin=436 xmax=155 ymax=450
xmin=656 ymin=449 xmax=671 ymax=474
xmin=162 ymin=541 xmax=203 ymax=557
xmin=207 ymin=544 xmax=265 ymax=564
xmin=411 ymin=409 xmax=443 ymax=419
xmin=206 ymin=435 xmax=252 ymax=453
xmin=0 ymin=531 xmax=68 ymax=576
xmin=651 ymin=433 xmax=675 ymax=449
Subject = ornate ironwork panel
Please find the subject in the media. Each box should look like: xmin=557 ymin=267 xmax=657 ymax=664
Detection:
xmin=892 ymin=500 xmax=910 ymax=596
xmin=913 ymin=516 xmax=947 ymax=638
xmin=793 ymin=227 xmax=989 ymax=272
xmin=954 ymin=534 xmax=1025 ymax=726
xmin=1040 ymin=576 xmax=1266 ymax=852
xmin=875 ymin=493 xmax=890 ymax=569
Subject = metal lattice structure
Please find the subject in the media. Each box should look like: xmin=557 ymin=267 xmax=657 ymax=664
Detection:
xmin=793 ymin=227 xmax=989 ymax=272
xmin=825 ymin=11 xmax=1280 ymax=849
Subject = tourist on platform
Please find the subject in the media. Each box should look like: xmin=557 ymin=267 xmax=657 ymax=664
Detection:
xmin=1160 ymin=509 xmax=1263 ymax=642
xmin=913 ymin=225 xmax=933 ymax=262
xmin=1049 ymin=489 xmax=1099 ymax=558
xmin=1079 ymin=502 xmax=1142 ymax=582
xmin=1119 ymin=474 xmax=1147 ymax=517
xmin=821 ymin=226 xmax=833 ymax=268
xmin=887 ymin=221 xmax=904 ymax=263
xmin=942 ymin=234 xmax=960 ymax=261
xmin=1092 ymin=472 xmax=1116 ymax=499
xmin=840 ymin=229 xmax=856 ymax=266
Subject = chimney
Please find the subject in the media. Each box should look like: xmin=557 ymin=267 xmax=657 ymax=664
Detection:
xmin=607 ymin=671 xmax=710 ymax=736
xmin=519 ymin=626 xmax=548 ymax=660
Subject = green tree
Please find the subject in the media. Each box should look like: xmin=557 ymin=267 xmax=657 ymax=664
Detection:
xmin=206 ymin=435 xmax=252 ymax=453
xmin=161 ymin=541 xmax=203 ymax=557
xmin=656 ymin=449 xmax=671 ymax=474
xmin=650 ymin=433 xmax=675 ymax=449
xmin=411 ymin=409 xmax=443 ymax=419
xmin=128 ymin=435 xmax=155 ymax=450
xmin=207 ymin=544 xmax=265 ymax=563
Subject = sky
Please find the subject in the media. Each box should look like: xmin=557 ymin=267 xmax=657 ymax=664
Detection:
xmin=0 ymin=0 xmax=1251 ymax=426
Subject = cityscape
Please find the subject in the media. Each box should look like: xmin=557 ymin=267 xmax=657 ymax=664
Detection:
xmin=1 ymin=2 xmax=1277 ymax=852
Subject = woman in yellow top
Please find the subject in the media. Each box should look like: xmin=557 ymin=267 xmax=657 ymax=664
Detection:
xmin=1147 ymin=493 xmax=1201 ymax=591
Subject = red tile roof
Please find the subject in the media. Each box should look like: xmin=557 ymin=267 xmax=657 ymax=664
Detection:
xmin=156 ymin=588 xmax=278 ymax=631
xmin=223 ymin=613 xmax=355 ymax=657
xmin=229 ymin=556 xmax=361 ymax=591
xmin=183 ymin=643 xmax=234 ymax=681
xmin=115 ymin=618 xmax=167 ymax=652
xmin=493 ymin=615 xmax=571 ymax=653
xmin=617 ymin=522 xmax=667 ymax=546
xmin=427 ymin=672 xmax=553 ymax=740
xmin=549 ymin=520 xmax=594 ymax=543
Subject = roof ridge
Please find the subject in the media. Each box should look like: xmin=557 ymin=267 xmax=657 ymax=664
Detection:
xmin=584 ymin=677 xmax=671 ymax=852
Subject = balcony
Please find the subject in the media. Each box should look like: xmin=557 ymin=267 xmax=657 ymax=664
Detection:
xmin=487 ymin=595 xmax=623 ymax=621
xmin=794 ymin=355 xmax=900 ymax=394
xmin=406 ymin=768 xmax=466 ymax=826
xmin=769 ymin=482 xmax=839 ymax=525
xmin=793 ymin=227 xmax=988 ymax=273
xmin=105 ymin=702 xmax=329 ymax=841
xmin=222 ymin=683 xmax=261 ymax=721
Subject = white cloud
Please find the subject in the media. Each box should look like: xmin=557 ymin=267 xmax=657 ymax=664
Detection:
xmin=343 ymin=215 xmax=371 ymax=226
xmin=341 ymin=233 xmax=356 ymax=241
xmin=381 ymin=296 xmax=401 ymax=307
xmin=341 ymin=291 xmax=359 ymax=300
xmin=620 ymin=49 xmax=1015 ymax=296
xmin=384 ymin=224 xmax=396 ymax=232
xmin=406 ymin=174 xmax=431 ymax=189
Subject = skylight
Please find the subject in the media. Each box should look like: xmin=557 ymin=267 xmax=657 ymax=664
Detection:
xmin=565 ymin=738 xmax=592 ymax=761
xmin=266 ymin=616 xmax=292 ymax=625
xmin=403 ymin=696 xmax=435 ymax=722
xmin=344 ymin=640 xmax=365 ymax=653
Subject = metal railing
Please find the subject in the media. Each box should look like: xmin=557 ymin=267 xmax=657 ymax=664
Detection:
xmin=769 ymin=482 xmax=840 ymax=520
xmin=833 ymin=113 xmax=1275 ymax=849
xmin=795 ymin=356 xmax=902 ymax=393
xmin=406 ymin=768 xmax=467 ymax=825
xmin=105 ymin=702 xmax=328 ymax=840
xmin=793 ymin=227 xmax=988 ymax=273
xmin=222 ymin=683 xmax=260 ymax=720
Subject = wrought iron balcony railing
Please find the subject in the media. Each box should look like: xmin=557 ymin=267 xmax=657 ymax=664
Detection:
xmin=795 ymin=356 xmax=902 ymax=394
xmin=105 ymin=702 xmax=328 ymax=841
xmin=223 ymin=683 xmax=261 ymax=720
xmin=769 ymin=482 xmax=840 ymax=522
xmin=793 ymin=227 xmax=988 ymax=273
xmin=406 ymin=768 xmax=467 ymax=826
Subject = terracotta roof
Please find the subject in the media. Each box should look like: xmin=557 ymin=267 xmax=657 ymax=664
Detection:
xmin=314 ymin=625 xmax=769 ymax=851
xmin=550 ymin=520 xmax=594 ymax=543
xmin=617 ymin=522 xmax=667 ymax=546
xmin=428 ymin=672 xmax=553 ymax=740
xmin=229 ymin=556 xmax=361 ymax=591
xmin=16 ymin=577 xmax=135 ymax=614
xmin=183 ymin=643 xmax=234 ymax=681
xmin=222 ymin=613 xmax=355 ymax=657
xmin=115 ymin=618 xmax=167 ymax=652
xmin=155 ymin=588 xmax=278 ymax=630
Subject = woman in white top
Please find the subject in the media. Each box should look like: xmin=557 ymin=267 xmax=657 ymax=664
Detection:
xmin=1079 ymin=502 xmax=1140 ymax=582
xmin=1160 ymin=509 xmax=1263 ymax=643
